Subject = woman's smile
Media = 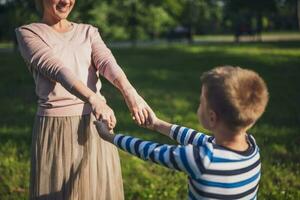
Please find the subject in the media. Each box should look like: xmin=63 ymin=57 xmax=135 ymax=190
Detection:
xmin=56 ymin=2 xmax=71 ymax=13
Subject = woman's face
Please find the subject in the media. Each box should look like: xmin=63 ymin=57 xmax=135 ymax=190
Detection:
xmin=43 ymin=0 xmax=75 ymax=21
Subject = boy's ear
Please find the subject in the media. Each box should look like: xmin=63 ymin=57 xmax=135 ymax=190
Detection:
xmin=208 ymin=110 xmax=217 ymax=128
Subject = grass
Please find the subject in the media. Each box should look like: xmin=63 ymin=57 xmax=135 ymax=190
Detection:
xmin=0 ymin=42 xmax=13 ymax=49
xmin=0 ymin=41 xmax=300 ymax=199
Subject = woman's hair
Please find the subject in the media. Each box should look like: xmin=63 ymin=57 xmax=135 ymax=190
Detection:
xmin=201 ymin=66 xmax=269 ymax=131
xmin=35 ymin=0 xmax=43 ymax=15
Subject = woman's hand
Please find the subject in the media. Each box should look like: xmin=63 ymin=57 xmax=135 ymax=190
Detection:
xmin=94 ymin=120 xmax=115 ymax=143
xmin=88 ymin=94 xmax=116 ymax=130
xmin=140 ymin=112 xmax=158 ymax=130
xmin=123 ymin=88 xmax=155 ymax=126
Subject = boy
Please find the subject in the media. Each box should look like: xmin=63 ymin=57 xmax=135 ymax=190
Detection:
xmin=95 ymin=66 xmax=269 ymax=200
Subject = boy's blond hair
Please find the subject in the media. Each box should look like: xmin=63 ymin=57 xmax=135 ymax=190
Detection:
xmin=201 ymin=66 xmax=269 ymax=132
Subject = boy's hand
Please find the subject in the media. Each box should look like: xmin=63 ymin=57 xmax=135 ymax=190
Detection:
xmin=94 ymin=120 xmax=115 ymax=143
xmin=144 ymin=117 xmax=173 ymax=137
xmin=138 ymin=111 xmax=158 ymax=130
xmin=122 ymin=88 xmax=155 ymax=126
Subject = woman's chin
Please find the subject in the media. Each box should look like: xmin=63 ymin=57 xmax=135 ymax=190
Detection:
xmin=54 ymin=12 xmax=70 ymax=20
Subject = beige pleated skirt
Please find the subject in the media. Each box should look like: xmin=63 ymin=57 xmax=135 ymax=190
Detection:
xmin=29 ymin=114 xmax=124 ymax=200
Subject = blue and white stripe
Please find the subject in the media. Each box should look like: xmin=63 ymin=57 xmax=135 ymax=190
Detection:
xmin=113 ymin=125 xmax=261 ymax=199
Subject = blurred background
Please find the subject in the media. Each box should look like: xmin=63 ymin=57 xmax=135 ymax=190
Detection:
xmin=0 ymin=0 xmax=300 ymax=199
xmin=1 ymin=0 xmax=300 ymax=43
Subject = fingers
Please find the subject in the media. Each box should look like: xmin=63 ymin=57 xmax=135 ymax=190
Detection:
xmin=95 ymin=103 xmax=115 ymax=127
xmin=94 ymin=120 xmax=109 ymax=134
xmin=142 ymin=108 xmax=150 ymax=125
xmin=126 ymin=93 xmax=155 ymax=126
xmin=100 ymin=114 xmax=116 ymax=129
xmin=132 ymin=109 xmax=145 ymax=125
xmin=94 ymin=119 xmax=115 ymax=143
xmin=92 ymin=109 xmax=100 ymax=120
xmin=109 ymin=114 xmax=117 ymax=129
xmin=138 ymin=110 xmax=145 ymax=125
xmin=132 ymin=107 xmax=154 ymax=126
xmin=147 ymin=107 xmax=156 ymax=124
xmin=133 ymin=111 xmax=141 ymax=125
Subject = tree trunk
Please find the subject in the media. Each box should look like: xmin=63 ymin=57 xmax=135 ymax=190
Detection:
xmin=129 ymin=2 xmax=137 ymax=47
xmin=256 ymin=12 xmax=263 ymax=42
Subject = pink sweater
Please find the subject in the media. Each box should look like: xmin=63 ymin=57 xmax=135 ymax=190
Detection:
xmin=16 ymin=23 xmax=125 ymax=116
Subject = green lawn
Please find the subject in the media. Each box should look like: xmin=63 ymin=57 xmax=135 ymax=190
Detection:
xmin=0 ymin=41 xmax=300 ymax=199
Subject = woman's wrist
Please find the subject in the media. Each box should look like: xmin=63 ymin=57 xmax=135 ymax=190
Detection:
xmin=88 ymin=94 xmax=105 ymax=105
xmin=113 ymin=75 xmax=135 ymax=96
xmin=122 ymin=86 xmax=137 ymax=98
xmin=87 ymin=94 xmax=97 ymax=104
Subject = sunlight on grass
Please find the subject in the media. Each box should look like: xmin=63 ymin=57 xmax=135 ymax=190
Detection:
xmin=0 ymin=42 xmax=13 ymax=49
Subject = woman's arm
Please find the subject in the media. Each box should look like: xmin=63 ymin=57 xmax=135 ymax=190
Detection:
xmin=90 ymin=27 xmax=154 ymax=125
xmin=15 ymin=27 xmax=78 ymax=91
xmin=15 ymin=27 xmax=116 ymax=128
xmin=71 ymin=81 xmax=116 ymax=128
xmin=113 ymin=76 xmax=154 ymax=126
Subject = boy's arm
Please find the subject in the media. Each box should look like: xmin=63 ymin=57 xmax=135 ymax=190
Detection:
xmin=154 ymin=119 xmax=208 ymax=146
xmin=94 ymin=121 xmax=205 ymax=179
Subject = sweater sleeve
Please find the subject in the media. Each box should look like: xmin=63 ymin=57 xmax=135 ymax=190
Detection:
xmin=113 ymin=134 xmax=204 ymax=179
xmin=169 ymin=125 xmax=208 ymax=147
xmin=15 ymin=26 xmax=78 ymax=91
xmin=90 ymin=27 xmax=126 ymax=83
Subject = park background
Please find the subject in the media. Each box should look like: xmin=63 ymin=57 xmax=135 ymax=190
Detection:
xmin=0 ymin=0 xmax=300 ymax=199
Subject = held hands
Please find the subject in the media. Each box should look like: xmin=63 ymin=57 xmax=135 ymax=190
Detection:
xmin=88 ymin=94 xmax=116 ymax=130
xmin=140 ymin=111 xmax=158 ymax=130
xmin=94 ymin=120 xmax=115 ymax=143
xmin=123 ymin=88 xmax=155 ymax=126
xmin=93 ymin=105 xmax=171 ymax=140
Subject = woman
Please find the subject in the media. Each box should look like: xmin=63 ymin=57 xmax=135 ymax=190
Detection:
xmin=15 ymin=0 xmax=154 ymax=199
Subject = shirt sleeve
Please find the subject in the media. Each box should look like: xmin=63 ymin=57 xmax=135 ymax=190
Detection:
xmin=90 ymin=27 xmax=126 ymax=83
xmin=113 ymin=134 xmax=204 ymax=179
xmin=15 ymin=27 xmax=78 ymax=91
xmin=169 ymin=125 xmax=208 ymax=147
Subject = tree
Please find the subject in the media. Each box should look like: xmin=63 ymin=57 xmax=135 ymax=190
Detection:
xmin=0 ymin=0 xmax=38 ymax=45
xmin=225 ymin=0 xmax=278 ymax=41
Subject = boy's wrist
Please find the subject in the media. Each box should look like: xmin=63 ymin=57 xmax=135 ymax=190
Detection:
xmin=153 ymin=119 xmax=171 ymax=136
xmin=104 ymin=133 xmax=115 ymax=143
xmin=151 ymin=118 xmax=160 ymax=131
xmin=94 ymin=120 xmax=116 ymax=143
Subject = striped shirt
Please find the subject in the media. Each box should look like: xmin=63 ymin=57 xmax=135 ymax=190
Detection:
xmin=113 ymin=125 xmax=260 ymax=200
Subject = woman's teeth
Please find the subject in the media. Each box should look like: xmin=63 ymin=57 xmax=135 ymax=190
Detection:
xmin=57 ymin=5 xmax=69 ymax=12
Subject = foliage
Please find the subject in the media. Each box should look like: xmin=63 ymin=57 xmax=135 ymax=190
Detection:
xmin=0 ymin=0 xmax=299 ymax=41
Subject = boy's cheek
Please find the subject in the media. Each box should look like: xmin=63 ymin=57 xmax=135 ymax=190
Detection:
xmin=198 ymin=109 xmax=210 ymax=130
xmin=196 ymin=105 xmax=201 ymax=119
